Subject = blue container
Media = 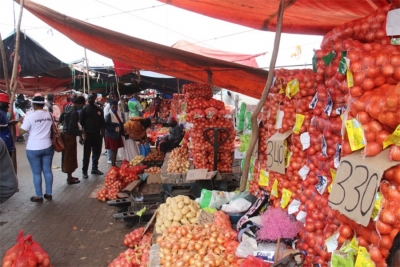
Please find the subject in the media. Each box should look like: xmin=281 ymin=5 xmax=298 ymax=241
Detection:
xmin=226 ymin=211 xmax=246 ymax=225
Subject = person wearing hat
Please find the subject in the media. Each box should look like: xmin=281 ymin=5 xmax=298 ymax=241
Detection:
xmin=0 ymin=93 xmax=19 ymax=156
xmin=59 ymin=96 xmax=86 ymax=185
xmin=19 ymin=96 xmax=54 ymax=202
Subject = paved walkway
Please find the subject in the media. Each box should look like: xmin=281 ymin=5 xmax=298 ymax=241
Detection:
xmin=0 ymin=141 xmax=160 ymax=266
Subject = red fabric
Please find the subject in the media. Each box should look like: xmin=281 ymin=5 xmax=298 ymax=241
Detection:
xmin=113 ymin=60 xmax=136 ymax=77
xmin=159 ymin=0 xmax=391 ymax=35
xmin=0 ymin=76 xmax=71 ymax=96
xmin=17 ymin=0 xmax=269 ymax=99
xmin=171 ymin=40 xmax=264 ymax=68
xmin=105 ymin=136 xmax=124 ymax=150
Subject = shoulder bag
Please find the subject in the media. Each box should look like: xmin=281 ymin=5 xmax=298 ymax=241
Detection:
xmin=50 ymin=113 xmax=65 ymax=152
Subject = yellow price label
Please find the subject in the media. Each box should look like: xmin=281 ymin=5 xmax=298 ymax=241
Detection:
xmin=280 ymin=188 xmax=292 ymax=209
xmin=286 ymin=78 xmax=299 ymax=99
xmin=271 ymin=179 xmax=279 ymax=198
xmin=345 ymin=119 xmax=365 ymax=151
xmin=293 ymin=114 xmax=305 ymax=134
xmin=259 ymin=170 xmax=269 ymax=186
xmin=383 ymin=124 xmax=400 ymax=149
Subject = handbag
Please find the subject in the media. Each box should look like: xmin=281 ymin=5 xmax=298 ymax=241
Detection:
xmin=50 ymin=114 xmax=65 ymax=152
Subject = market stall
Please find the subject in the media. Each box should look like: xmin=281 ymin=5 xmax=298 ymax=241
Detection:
xmin=99 ymin=4 xmax=400 ymax=267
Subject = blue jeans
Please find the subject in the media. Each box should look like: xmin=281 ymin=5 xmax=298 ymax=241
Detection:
xmin=26 ymin=146 xmax=54 ymax=197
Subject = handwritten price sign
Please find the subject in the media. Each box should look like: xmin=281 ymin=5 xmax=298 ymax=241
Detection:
xmin=267 ymin=131 xmax=292 ymax=174
xmin=328 ymin=150 xmax=398 ymax=226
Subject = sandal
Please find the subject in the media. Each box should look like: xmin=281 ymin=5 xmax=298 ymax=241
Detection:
xmin=30 ymin=196 xmax=43 ymax=202
xmin=67 ymin=179 xmax=80 ymax=185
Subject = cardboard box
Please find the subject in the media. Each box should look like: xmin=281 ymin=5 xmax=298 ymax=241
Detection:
xmin=147 ymin=173 xmax=162 ymax=184
xmin=185 ymin=169 xmax=222 ymax=181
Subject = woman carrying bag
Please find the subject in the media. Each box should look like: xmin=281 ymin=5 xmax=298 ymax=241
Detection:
xmin=19 ymin=96 xmax=54 ymax=202
xmin=105 ymin=100 xmax=125 ymax=167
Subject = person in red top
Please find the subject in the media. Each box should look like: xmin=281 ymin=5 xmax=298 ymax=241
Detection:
xmin=62 ymin=94 xmax=77 ymax=111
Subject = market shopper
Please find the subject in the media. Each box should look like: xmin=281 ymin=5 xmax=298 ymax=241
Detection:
xmin=95 ymin=94 xmax=104 ymax=109
xmin=118 ymin=95 xmax=129 ymax=123
xmin=45 ymin=94 xmax=61 ymax=120
xmin=0 ymin=93 xmax=19 ymax=157
xmin=104 ymin=92 xmax=117 ymax=164
xmin=128 ymin=93 xmax=143 ymax=118
xmin=157 ymin=117 xmax=183 ymax=153
xmin=151 ymin=94 xmax=162 ymax=119
xmin=388 ymin=232 xmax=400 ymax=266
xmin=124 ymin=117 xmax=151 ymax=160
xmin=105 ymin=100 xmax=124 ymax=167
xmin=19 ymin=96 xmax=54 ymax=202
xmin=0 ymin=138 xmax=18 ymax=204
xmin=59 ymin=96 xmax=86 ymax=184
xmin=79 ymin=93 xmax=105 ymax=178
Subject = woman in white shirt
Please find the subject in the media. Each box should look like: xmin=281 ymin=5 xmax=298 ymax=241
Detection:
xmin=20 ymin=96 xmax=54 ymax=202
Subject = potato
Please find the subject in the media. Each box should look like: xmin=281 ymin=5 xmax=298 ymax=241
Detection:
xmin=189 ymin=217 xmax=197 ymax=224
xmin=173 ymin=213 xmax=183 ymax=222
xmin=156 ymin=220 xmax=162 ymax=227
xmin=186 ymin=211 xmax=195 ymax=219
xmin=156 ymin=226 xmax=162 ymax=233
xmin=181 ymin=218 xmax=190 ymax=225
xmin=166 ymin=197 xmax=172 ymax=205
xmin=164 ymin=219 xmax=172 ymax=228
xmin=170 ymin=198 xmax=177 ymax=207
xmin=170 ymin=201 xmax=178 ymax=210
xmin=167 ymin=211 xmax=174 ymax=221
xmin=183 ymin=196 xmax=191 ymax=205
xmin=188 ymin=204 xmax=198 ymax=213
xmin=171 ymin=221 xmax=181 ymax=227
xmin=178 ymin=201 xmax=185 ymax=209
xmin=181 ymin=206 xmax=189 ymax=215
xmin=175 ymin=195 xmax=184 ymax=202
xmin=160 ymin=224 xmax=166 ymax=232
xmin=160 ymin=203 xmax=167 ymax=210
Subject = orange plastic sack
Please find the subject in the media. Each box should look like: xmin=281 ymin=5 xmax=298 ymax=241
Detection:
xmin=2 ymin=231 xmax=52 ymax=267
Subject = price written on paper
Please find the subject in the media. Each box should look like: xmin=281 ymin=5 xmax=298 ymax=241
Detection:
xmin=328 ymin=160 xmax=381 ymax=226
xmin=266 ymin=131 xmax=291 ymax=174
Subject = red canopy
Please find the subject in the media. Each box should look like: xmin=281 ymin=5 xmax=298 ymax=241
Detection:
xmin=0 ymin=76 xmax=71 ymax=95
xmin=17 ymin=0 xmax=269 ymax=99
xmin=158 ymin=0 xmax=393 ymax=35
xmin=171 ymin=40 xmax=265 ymax=68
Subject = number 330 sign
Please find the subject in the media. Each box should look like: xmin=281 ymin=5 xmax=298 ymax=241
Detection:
xmin=328 ymin=150 xmax=399 ymax=227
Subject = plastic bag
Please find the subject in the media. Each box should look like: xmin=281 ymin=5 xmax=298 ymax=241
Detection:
xmin=2 ymin=231 xmax=52 ymax=267
xmin=241 ymin=255 xmax=272 ymax=267
xmin=196 ymin=189 xmax=236 ymax=209
xmin=139 ymin=143 xmax=150 ymax=157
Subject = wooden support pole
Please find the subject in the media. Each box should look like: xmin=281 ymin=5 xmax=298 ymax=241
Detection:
xmin=240 ymin=0 xmax=285 ymax=191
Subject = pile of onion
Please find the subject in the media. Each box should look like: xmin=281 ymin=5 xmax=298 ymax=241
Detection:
xmin=156 ymin=224 xmax=243 ymax=267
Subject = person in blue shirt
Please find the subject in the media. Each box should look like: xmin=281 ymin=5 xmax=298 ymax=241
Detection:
xmin=0 ymin=93 xmax=19 ymax=157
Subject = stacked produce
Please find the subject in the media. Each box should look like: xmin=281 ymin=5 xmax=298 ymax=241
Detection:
xmin=155 ymin=195 xmax=201 ymax=233
xmin=250 ymin=5 xmax=400 ymax=266
xmin=170 ymin=93 xmax=184 ymax=119
xmin=183 ymin=83 xmax=235 ymax=172
xmin=166 ymin=147 xmax=190 ymax=173
xmin=109 ymin=230 xmax=152 ymax=267
xmin=144 ymin=151 xmax=165 ymax=163
xmin=156 ymin=224 xmax=243 ymax=267
xmin=130 ymin=155 xmax=145 ymax=166
xmin=97 ymin=162 xmax=145 ymax=201
xmin=144 ymin=167 xmax=161 ymax=174
xmin=159 ymin=99 xmax=172 ymax=120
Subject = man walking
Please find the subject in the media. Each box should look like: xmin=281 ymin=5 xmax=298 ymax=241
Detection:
xmin=79 ymin=93 xmax=105 ymax=178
